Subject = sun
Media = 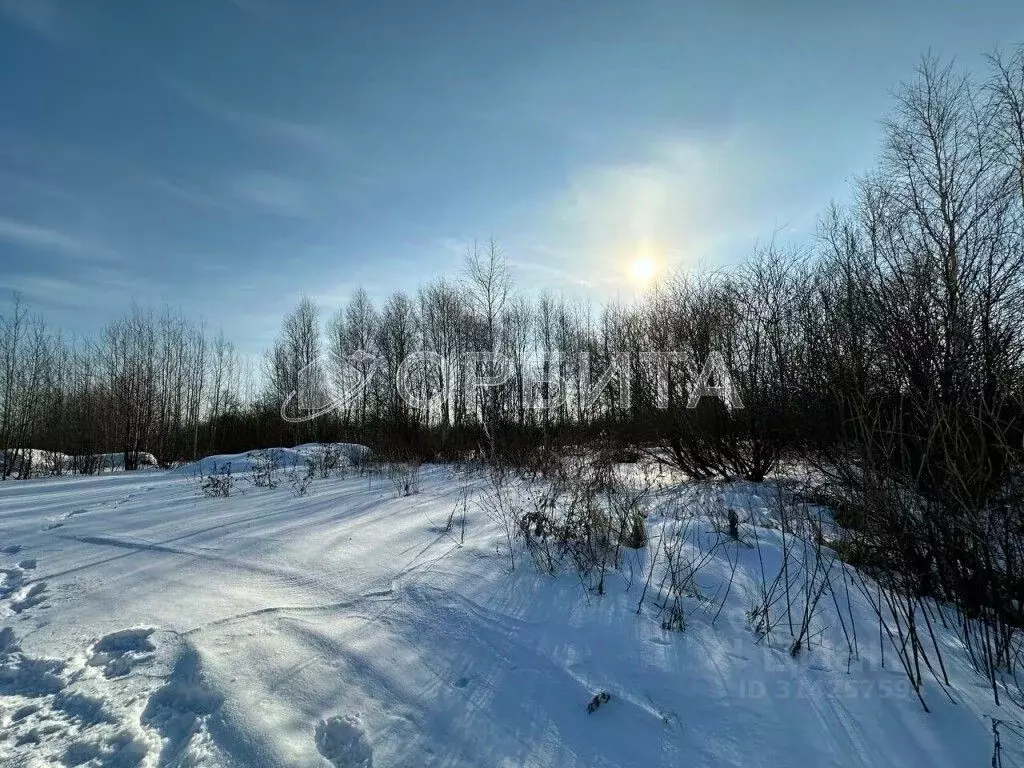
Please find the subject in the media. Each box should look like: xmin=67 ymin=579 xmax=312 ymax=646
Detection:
xmin=627 ymin=254 xmax=659 ymax=286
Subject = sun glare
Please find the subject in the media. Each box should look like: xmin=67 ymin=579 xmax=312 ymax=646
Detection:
xmin=628 ymin=255 xmax=658 ymax=286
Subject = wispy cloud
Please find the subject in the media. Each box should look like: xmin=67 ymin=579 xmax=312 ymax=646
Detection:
xmin=0 ymin=217 xmax=124 ymax=269
xmin=0 ymin=264 xmax=154 ymax=314
xmin=226 ymin=172 xmax=308 ymax=217
xmin=0 ymin=0 xmax=61 ymax=39
xmin=143 ymin=171 xmax=320 ymax=219
xmin=0 ymin=172 xmax=77 ymax=204
xmin=436 ymin=237 xmax=471 ymax=259
xmin=225 ymin=0 xmax=273 ymax=16
xmin=0 ymin=217 xmax=89 ymax=255
xmin=0 ymin=274 xmax=95 ymax=310
xmin=510 ymin=259 xmax=595 ymax=289
xmin=139 ymin=175 xmax=236 ymax=212
xmin=164 ymin=79 xmax=343 ymax=157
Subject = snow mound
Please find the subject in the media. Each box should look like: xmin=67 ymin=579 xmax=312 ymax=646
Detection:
xmin=1 ymin=448 xmax=71 ymax=478
xmin=0 ymin=448 xmax=160 ymax=477
xmin=315 ymin=714 xmax=373 ymax=768
xmin=173 ymin=442 xmax=370 ymax=476
xmin=93 ymin=452 xmax=160 ymax=471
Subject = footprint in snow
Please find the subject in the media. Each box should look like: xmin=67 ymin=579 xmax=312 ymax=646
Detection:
xmin=1 ymin=628 xmax=155 ymax=766
xmin=0 ymin=566 xmax=47 ymax=614
xmin=9 ymin=582 xmax=48 ymax=614
xmin=88 ymin=628 xmax=157 ymax=678
xmin=0 ymin=567 xmax=23 ymax=598
xmin=315 ymin=714 xmax=373 ymax=768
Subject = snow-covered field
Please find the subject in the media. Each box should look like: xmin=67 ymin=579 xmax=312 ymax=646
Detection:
xmin=1 ymin=452 xmax=1021 ymax=767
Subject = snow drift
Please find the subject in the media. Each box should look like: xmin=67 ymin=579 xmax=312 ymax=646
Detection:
xmin=0 ymin=449 xmax=160 ymax=478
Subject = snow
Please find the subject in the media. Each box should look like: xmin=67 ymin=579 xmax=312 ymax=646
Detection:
xmin=0 ymin=451 xmax=1021 ymax=767
xmin=1 ymin=450 xmax=73 ymax=478
xmin=92 ymin=453 xmax=160 ymax=473
xmin=172 ymin=443 xmax=369 ymax=476
xmin=315 ymin=715 xmax=373 ymax=768
xmin=1 ymin=450 xmax=160 ymax=478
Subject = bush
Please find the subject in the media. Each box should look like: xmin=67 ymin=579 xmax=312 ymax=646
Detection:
xmin=387 ymin=461 xmax=421 ymax=497
xmin=249 ymin=449 xmax=280 ymax=489
xmin=201 ymin=462 xmax=233 ymax=498
xmin=286 ymin=460 xmax=315 ymax=497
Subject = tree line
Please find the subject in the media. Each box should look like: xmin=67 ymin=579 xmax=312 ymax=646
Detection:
xmin=0 ymin=298 xmax=249 ymax=478
xmin=5 ymin=51 xmax=1024 ymax=479
xmin=3 ymin=46 xmax=1023 ymax=712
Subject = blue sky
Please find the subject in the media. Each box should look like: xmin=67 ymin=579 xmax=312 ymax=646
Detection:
xmin=1 ymin=0 xmax=1022 ymax=352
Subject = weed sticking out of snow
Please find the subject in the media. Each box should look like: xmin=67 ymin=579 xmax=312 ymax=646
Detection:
xmin=586 ymin=691 xmax=611 ymax=713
